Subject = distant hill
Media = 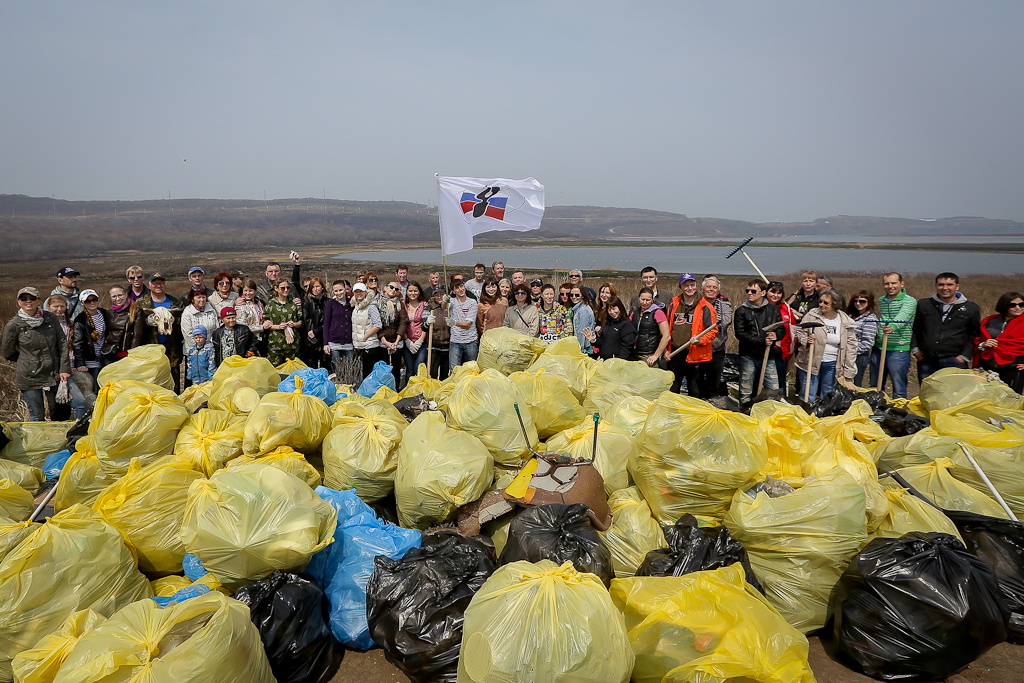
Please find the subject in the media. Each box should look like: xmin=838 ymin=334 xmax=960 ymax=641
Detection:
xmin=0 ymin=194 xmax=1020 ymax=260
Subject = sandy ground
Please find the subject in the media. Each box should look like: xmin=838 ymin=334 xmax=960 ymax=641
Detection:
xmin=330 ymin=637 xmax=1024 ymax=683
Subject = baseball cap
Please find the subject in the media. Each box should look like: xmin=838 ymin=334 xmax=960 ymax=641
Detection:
xmin=80 ymin=288 xmax=99 ymax=301
xmin=220 ymin=307 xmax=236 ymax=319
xmin=352 ymin=282 xmax=368 ymax=292
xmin=530 ymin=278 xmax=543 ymax=286
xmin=679 ymin=273 xmax=697 ymax=285
xmin=431 ymin=285 xmax=447 ymax=297
xmin=231 ymin=270 xmax=245 ymax=278
xmin=57 ymin=267 xmax=80 ymax=278
xmin=150 ymin=272 xmax=166 ymax=282
xmin=188 ymin=266 xmax=204 ymax=275
xmin=17 ymin=287 xmax=40 ymax=299
xmin=192 ymin=325 xmax=208 ymax=338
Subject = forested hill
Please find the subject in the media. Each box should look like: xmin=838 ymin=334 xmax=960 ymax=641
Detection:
xmin=0 ymin=194 xmax=1020 ymax=261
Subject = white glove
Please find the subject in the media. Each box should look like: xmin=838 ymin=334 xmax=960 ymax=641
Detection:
xmin=425 ymin=313 xmax=436 ymax=325
xmin=407 ymin=337 xmax=423 ymax=353
xmin=442 ymin=295 xmax=450 ymax=308
xmin=445 ymin=317 xmax=456 ymax=328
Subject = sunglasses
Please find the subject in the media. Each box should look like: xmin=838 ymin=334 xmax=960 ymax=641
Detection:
xmin=368 ymin=277 xmax=378 ymax=282
xmin=128 ymin=275 xmax=143 ymax=280
xmin=853 ymin=299 xmax=868 ymax=304
xmin=570 ymin=293 xmax=582 ymax=298
xmin=1010 ymin=302 xmax=1024 ymax=308
xmin=18 ymin=295 xmax=37 ymax=302
xmin=386 ymin=285 xmax=398 ymax=291
xmin=515 ymin=290 xmax=528 ymax=296
xmin=745 ymin=288 xmax=760 ymax=294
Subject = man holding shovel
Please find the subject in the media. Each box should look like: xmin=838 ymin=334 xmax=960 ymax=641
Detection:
xmin=870 ymin=272 xmax=916 ymax=398
xmin=734 ymin=279 xmax=783 ymax=407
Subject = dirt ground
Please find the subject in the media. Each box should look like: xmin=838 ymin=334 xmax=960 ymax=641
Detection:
xmin=329 ymin=637 xmax=1024 ymax=683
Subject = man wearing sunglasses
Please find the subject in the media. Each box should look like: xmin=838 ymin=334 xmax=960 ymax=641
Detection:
xmin=734 ymin=279 xmax=782 ymax=406
xmin=125 ymin=265 xmax=150 ymax=303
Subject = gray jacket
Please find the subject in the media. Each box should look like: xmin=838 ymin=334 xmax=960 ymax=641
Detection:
xmin=2 ymin=311 xmax=71 ymax=390
xmin=711 ymin=297 xmax=733 ymax=352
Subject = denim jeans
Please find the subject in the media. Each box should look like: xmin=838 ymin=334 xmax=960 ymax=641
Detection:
xmin=917 ymin=354 xmax=968 ymax=383
xmin=854 ymin=352 xmax=871 ymax=387
xmin=450 ymin=341 xmax=479 ymax=369
xmin=402 ymin=344 xmax=429 ymax=388
xmin=869 ymin=348 xmax=911 ymax=399
xmin=21 ymin=389 xmax=56 ymax=422
xmin=738 ymin=354 xmax=778 ymax=406
xmin=770 ymin=347 xmax=789 ymax=398
xmin=797 ymin=361 xmax=836 ymax=401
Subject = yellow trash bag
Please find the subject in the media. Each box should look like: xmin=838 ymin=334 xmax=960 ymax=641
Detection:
xmin=150 ymin=573 xmax=229 ymax=598
xmin=208 ymin=355 xmax=281 ymax=415
xmin=0 ymin=458 xmax=43 ymax=492
xmin=372 ymin=384 xmax=400 ymax=402
xmin=275 ymin=357 xmax=308 ymax=374
xmin=11 ymin=610 xmax=106 ymax=683
xmin=508 ymin=369 xmax=584 ymax=440
xmin=919 ymin=367 xmax=1024 ymax=412
xmin=632 ymin=393 xmax=767 ymax=524
xmin=434 ymin=361 xmax=483 ymax=409
xmin=54 ymin=437 xmax=121 ymax=512
xmin=395 ymin=411 xmax=494 ymax=529
xmin=605 ymin=395 xmax=654 ymax=437
xmin=600 ymin=487 xmax=667 ymax=578
xmin=814 ymin=399 xmax=890 ymax=448
xmin=331 ymin=395 xmax=405 ymax=427
xmin=227 ymin=445 xmax=322 ymax=488
xmin=456 ymin=560 xmax=634 ymax=683
xmin=399 ymin=364 xmax=443 ymax=401
xmin=873 ymin=485 xmax=965 ymax=544
xmin=529 ymin=337 xmax=594 ymax=401
xmin=749 ymin=401 xmax=819 ymax=480
xmin=582 ymin=358 xmax=673 ymax=416
xmin=872 ymin=428 xmax=955 ymax=470
xmin=0 ymin=421 xmax=73 ymax=469
xmin=0 ymin=505 xmax=152 ymax=680
xmin=323 ymin=402 xmax=407 ymax=501
xmin=946 ymin=442 xmax=1024 ymax=520
xmin=478 ymin=327 xmax=548 ymax=376
xmin=896 ymin=457 xmax=1008 ymax=518
xmin=445 ymin=368 xmax=539 ymax=467
xmin=51 ymin=592 xmax=275 ymax=683
xmin=88 ymin=379 xmax=156 ymax=435
xmin=931 ymin=404 xmax=1024 ymax=449
xmin=92 ymin=384 xmax=190 ymax=475
xmin=96 ymin=344 xmax=173 ymax=390
xmin=611 ymin=564 xmax=816 ymax=683
xmin=93 ymin=455 xmax=205 ymax=576
xmin=724 ymin=468 xmax=868 ymax=634
xmin=0 ymin=479 xmax=33 ymax=522
xmin=546 ymin=418 xmax=637 ymax=495
xmin=179 ymin=380 xmax=212 ymax=412
xmin=242 ymin=390 xmax=334 ymax=456
xmin=180 ymin=465 xmax=337 ymax=589
xmin=173 ymin=408 xmax=247 ymax=476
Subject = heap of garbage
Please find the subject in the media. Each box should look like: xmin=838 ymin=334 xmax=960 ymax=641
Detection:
xmin=0 ymin=328 xmax=1022 ymax=683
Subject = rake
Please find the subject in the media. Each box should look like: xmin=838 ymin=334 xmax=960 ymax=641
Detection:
xmin=726 ymin=237 xmax=770 ymax=284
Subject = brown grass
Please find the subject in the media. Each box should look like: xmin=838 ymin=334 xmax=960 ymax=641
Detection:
xmin=2 ymin=254 xmax=1017 ymax=419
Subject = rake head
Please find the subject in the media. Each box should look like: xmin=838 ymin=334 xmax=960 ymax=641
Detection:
xmin=726 ymin=237 xmax=754 ymax=259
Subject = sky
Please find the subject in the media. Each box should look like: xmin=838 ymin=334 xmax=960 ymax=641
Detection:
xmin=1 ymin=1 xmax=1022 ymax=223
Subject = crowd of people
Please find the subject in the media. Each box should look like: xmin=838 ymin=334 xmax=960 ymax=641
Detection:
xmin=4 ymin=256 xmax=1023 ymax=421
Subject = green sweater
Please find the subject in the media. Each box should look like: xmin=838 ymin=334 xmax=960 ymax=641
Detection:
xmin=874 ymin=290 xmax=917 ymax=351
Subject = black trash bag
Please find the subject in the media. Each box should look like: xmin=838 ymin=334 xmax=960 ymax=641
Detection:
xmin=811 ymin=386 xmax=887 ymax=418
xmin=636 ymin=514 xmax=762 ymax=592
xmin=63 ymin=412 xmax=91 ymax=451
xmin=720 ymin=353 xmax=740 ymax=394
xmin=498 ymin=503 xmax=614 ymax=586
xmin=366 ymin=530 xmax=496 ymax=683
xmin=824 ymin=532 xmax=1009 ymax=682
xmin=233 ymin=570 xmax=344 ymax=683
xmin=946 ymin=510 xmax=1024 ymax=644
xmin=875 ymin=405 xmax=931 ymax=438
xmin=370 ymin=491 xmax=401 ymax=527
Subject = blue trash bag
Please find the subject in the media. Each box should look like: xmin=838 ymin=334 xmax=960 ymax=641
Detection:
xmin=43 ymin=449 xmax=72 ymax=479
xmin=356 ymin=361 xmax=395 ymax=398
xmin=182 ymin=552 xmax=208 ymax=581
xmin=150 ymin=583 xmax=211 ymax=607
xmin=308 ymin=486 xmax=421 ymax=650
xmin=278 ymin=367 xmax=339 ymax=406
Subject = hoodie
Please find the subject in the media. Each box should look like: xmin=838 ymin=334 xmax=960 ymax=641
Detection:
xmin=911 ymin=292 xmax=981 ymax=360
xmin=733 ymin=298 xmax=783 ymax=359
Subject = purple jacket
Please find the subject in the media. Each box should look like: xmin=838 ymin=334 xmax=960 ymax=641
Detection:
xmin=323 ymin=298 xmax=353 ymax=346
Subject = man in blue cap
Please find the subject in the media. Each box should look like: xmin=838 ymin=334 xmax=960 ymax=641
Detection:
xmin=186 ymin=266 xmax=213 ymax=297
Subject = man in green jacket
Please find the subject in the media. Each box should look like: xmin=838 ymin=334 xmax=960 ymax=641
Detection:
xmin=869 ymin=272 xmax=916 ymax=398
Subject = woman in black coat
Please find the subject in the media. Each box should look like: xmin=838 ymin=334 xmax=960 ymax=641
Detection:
xmin=594 ymin=296 xmax=636 ymax=360
xmin=302 ymin=277 xmax=327 ymax=369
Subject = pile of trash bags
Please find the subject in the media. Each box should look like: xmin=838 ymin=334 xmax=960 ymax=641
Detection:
xmin=3 ymin=349 xmax=1024 ymax=682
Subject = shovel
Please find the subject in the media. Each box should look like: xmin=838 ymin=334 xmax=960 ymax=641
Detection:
xmin=796 ymin=321 xmax=825 ymax=403
xmin=877 ymin=330 xmax=890 ymax=393
xmin=756 ymin=320 xmax=789 ymax=396
xmin=666 ymin=323 xmax=719 ymax=360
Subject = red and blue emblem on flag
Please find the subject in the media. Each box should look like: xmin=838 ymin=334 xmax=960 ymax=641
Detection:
xmin=460 ymin=186 xmax=508 ymax=221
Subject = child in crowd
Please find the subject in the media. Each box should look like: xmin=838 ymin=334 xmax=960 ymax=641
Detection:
xmin=186 ymin=325 xmax=216 ymax=384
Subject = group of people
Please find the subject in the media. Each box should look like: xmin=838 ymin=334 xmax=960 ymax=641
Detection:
xmin=4 ymin=256 xmax=1023 ymax=421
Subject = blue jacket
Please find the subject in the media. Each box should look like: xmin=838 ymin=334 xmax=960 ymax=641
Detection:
xmin=572 ymin=303 xmax=596 ymax=354
xmin=186 ymin=342 xmax=216 ymax=383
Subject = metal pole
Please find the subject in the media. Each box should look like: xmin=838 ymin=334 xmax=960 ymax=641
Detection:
xmin=957 ymin=442 xmax=1018 ymax=521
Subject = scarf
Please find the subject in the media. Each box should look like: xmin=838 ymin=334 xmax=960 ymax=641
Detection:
xmin=17 ymin=308 xmax=44 ymax=328
xmin=112 ymin=300 xmax=130 ymax=313
xmin=378 ymin=295 xmax=401 ymax=328
xmin=978 ymin=314 xmax=1024 ymax=365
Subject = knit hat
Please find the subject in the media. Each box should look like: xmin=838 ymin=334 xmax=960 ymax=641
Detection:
xmin=219 ymin=307 xmax=236 ymax=319
xmin=192 ymin=325 xmax=208 ymax=338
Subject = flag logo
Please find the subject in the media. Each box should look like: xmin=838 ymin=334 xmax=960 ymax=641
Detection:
xmin=456 ymin=185 xmax=527 ymax=224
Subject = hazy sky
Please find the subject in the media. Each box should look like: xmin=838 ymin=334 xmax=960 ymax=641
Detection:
xmin=2 ymin=2 xmax=1022 ymax=222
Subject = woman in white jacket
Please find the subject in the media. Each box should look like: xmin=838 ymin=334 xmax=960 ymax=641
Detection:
xmin=794 ymin=289 xmax=857 ymax=401
xmin=180 ymin=289 xmax=220 ymax=355
xmin=350 ymin=283 xmax=384 ymax=379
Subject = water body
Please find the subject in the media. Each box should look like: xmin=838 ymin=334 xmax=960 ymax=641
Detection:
xmin=610 ymin=234 xmax=1024 ymax=244
xmin=334 ymin=245 xmax=1023 ymax=275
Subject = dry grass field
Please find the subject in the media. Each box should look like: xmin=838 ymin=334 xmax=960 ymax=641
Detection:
xmin=1 ymin=246 xmax=1021 ymax=419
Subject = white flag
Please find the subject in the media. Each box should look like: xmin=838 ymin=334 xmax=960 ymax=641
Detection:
xmin=436 ymin=175 xmax=545 ymax=256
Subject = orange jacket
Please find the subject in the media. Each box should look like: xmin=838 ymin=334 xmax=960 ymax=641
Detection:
xmin=667 ymin=295 xmax=718 ymax=363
